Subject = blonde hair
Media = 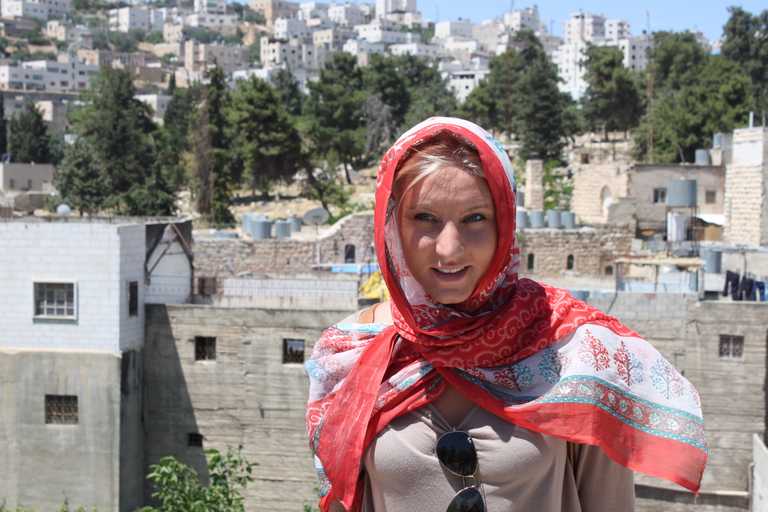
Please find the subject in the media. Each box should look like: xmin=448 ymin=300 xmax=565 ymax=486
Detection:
xmin=392 ymin=130 xmax=485 ymax=201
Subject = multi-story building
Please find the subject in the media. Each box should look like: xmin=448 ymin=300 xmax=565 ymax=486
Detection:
xmin=343 ymin=38 xmax=385 ymax=58
xmin=184 ymin=40 xmax=247 ymax=73
xmin=0 ymin=163 xmax=54 ymax=192
xmin=562 ymin=11 xmax=606 ymax=44
xmin=77 ymin=49 xmax=158 ymax=68
xmin=274 ymin=17 xmax=311 ymax=40
xmin=552 ymin=39 xmax=589 ymax=98
xmin=0 ymin=56 xmax=99 ymax=92
xmin=297 ymin=1 xmax=328 ymax=21
xmin=388 ymin=41 xmax=439 ymax=58
xmin=163 ymin=22 xmax=195 ymax=43
xmin=1 ymin=0 xmax=70 ymax=20
xmin=194 ymin=0 xmax=226 ymax=14
xmin=247 ymin=0 xmax=299 ymax=28
xmin=617 ymin=33 xmax=652 ymax=71
xmin=434 ymin=18 xmax=473 ymax=41
xmin=44 ymin=20 xmax=91 ymax=46
xmin=259 ymin=36 xmax=329 ymax=70
xmin=312 ymin=26 xmax=355 ymax=51
xmin=327 ymin=2 xmax=365 ymax=27
xmin=440 ymin=58 xmax=490 ymax=103
xmin=442 ymin=39 xmax=488 ymax=61
xmin=135 ymin=93 xmax=172 ymax=125
xmin=354 ymin=20 xmax=412 ymax=44
xmin=605 ymin=18 xmax=630 ymax=42
xmin=0 ymin=217 xmax=194 ymax=512
xmin=504 ymin=5 xmax=544 ymax=33
xmin=109 ymin=7 xmax=150 ymax=32
xmin=375 ymin=0 xmax=416 ymax=19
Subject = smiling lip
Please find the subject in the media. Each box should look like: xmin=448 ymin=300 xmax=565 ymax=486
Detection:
xmin=433 ymin=266 xmax=469 ymax=280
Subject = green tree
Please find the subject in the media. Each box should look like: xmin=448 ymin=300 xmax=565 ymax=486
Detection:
xmin=395 ymin=55 xmax=457 ymax=128
xmin=722 ymin=7 xmax=768 ymax=118
xmin=8 ymin=101 xmax=52 ymax=163
xmin=361 ymin=53 xmax=410 ymax=128
xmin=648 ymin=31 xmax=708 ymax=91
xmin=52 ymin=137 xmax=109 ymax=215
xmin=229 ymin=76 xmax=304 ymax=195
xmin=0 ymin=89 xmax=7 ymax=157
xmin=108 ymin=30 xmax=140 ymax=52
xmin=302 ymin=52 xmax=366 ymax=184
xmin=271 ymin=67 xmax=305 ymax=117
xmin=145 ymin=30 xmax=165 ymax=44
xmin=141 ymin=446 xmax=256 ymax=512
xmin=581 ymin=45 xmax=643 ymax=135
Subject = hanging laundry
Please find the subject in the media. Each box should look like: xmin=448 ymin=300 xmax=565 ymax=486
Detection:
xmin=724 ymin=270 xmax=740 ymax=300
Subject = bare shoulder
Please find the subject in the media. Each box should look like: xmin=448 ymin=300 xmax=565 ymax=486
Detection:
xmin=373 ymin=300 xmax=393 ymax=324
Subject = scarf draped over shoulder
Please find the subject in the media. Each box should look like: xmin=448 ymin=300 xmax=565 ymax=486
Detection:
xmin=305 ymin=117 xmax=707 ymax=512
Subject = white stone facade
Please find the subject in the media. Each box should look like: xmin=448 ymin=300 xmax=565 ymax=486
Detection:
xmin=1 ymin=0 xmax=70 ymax=20
xmin=0 ymin=57 xmax=99 ymax=92
xmin=723 ymin=127 xmax=768 ymax=247
xmin=327 ymin=3 xmax=365 ymax=27
xmin=274 ymin=17 xmax=312 ymax=40
xmin=434 ymin=19 xmax=473 ymax=40
xmin=354 ymin=21 xmax=410 ymax=44
xmin=109 ymin=7 xmax=150 ymax=32
xmin=388 ymin=42 xmax=438 ymax=57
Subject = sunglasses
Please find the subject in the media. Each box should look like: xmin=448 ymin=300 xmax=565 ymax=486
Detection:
xmin=436 ymin=431 xmax=486 ymax=512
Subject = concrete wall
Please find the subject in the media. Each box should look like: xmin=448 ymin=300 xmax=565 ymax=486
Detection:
xmin=144 ymin=304 xmax=354 ymax=512
xmin=0 ymin=350 xmax=124 ymax=511
xmin=0 ymin=163 xmax=55 ymax=192
xmin=570 ymin=162 xmax=630 ymax=224
xmin=194 ymin=211 xmax=376 ymax=276
xmin=724 ymin=127 xmax=768 ymax=247
xmin=754 ymin=434 xmax=768 ymax=512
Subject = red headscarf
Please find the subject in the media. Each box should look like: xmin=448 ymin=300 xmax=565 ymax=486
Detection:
xmin=306 ymin=117 xmax=706 ymax=511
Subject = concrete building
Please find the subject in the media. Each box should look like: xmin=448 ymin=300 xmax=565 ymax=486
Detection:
xmin=109 ymin=7 xmax=150 ymax=32
xmin=184 ymin=40 xmax=246 ymax=73
xmin=388 ymin=41 xmax=439 ymax=58
xmin=328 ymin=3 xmax=365 ymax=27
xmin=503 ymin=5 xmax=544 ymax=33
xmin=723 ymin=126 xmax=768 ymax=247
xmin=183 ymin=11 xmax=239 ymax=31
xmin=194 ymin=0 xmax=227 ymax=14
xmin=163 ymin=22 xmax=196 ymax=43
xmin=0 ymin=217 xmax=193 ymax=512
xmin=274 ymin=17 xmax=312 ymax=40
xmin=472 ymin=19 xmax=504 ymax=53
xmin=375 ymin=0 xmax=416 ymax=19
xmin=618 ymin=33 xmax=653 ymax=71
xmin=440 ymin=59 xmax=490 ymax=104
xmin=1 ymin=0 xmax=70 ymax=20
xmin=552 ymin=39 xmax=589 ymax=98
xmin=313 ymin=26 xmax=355 ymax=51
xmin=247 ymin=0 xmax=300 ymax=28
xmin=562 ymin=11 xmax=606 ymax=44
xmin=298 ymin=1 xmax=328 ymax=21
xmin=260 ymin=36 xmax=328 ymax=70
xmin=0 ymin=163 xmax=54 ymax=192
xmin=44 ymin=20 xmax=90 ymax=46
xmin=0 ymin=56 xmax=99 ymax=92
xmin=135 ymin=93 xmax=171 ymax=124
xmin=434 ymin=19 xmax=473 ymax=40
xmin=355 ymin=20 xmax=412 ymax=44
xmin=342 ymin=38 xmax=386 ymax=59
xmin=442 ymin=39 xmax=489 ymax=61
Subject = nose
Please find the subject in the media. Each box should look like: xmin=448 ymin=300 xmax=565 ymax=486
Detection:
xmin=435 ymin=222 xmax=464 ymax=262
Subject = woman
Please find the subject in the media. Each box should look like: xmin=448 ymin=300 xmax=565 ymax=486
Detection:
xmin=305 ymin=118 xmax=707 ymax=512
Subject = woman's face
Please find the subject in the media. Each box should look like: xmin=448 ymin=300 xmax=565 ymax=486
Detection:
xmin=396 ymin=166 xmax=498 ymax=306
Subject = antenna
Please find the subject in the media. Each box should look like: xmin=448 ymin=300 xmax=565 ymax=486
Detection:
xmin=303 ymin=207 xmax=330 ymax=226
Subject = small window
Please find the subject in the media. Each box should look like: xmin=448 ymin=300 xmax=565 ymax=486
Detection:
xmin=653 ymin=188 xmax=667 ymax=203
xmin=9 ymin=178 xmax=15 ymax=189
xmin=35 ymin=282 xmax=75 ymax=318
xmin=605 ymin=265 xmax=614 ymax=276
xmin=527 ymin=253 xmax=535 ymax=271
xmin=344 ymin=244 xmax=355 ymax=263
xmin=27 ymin=179 xmax=32 ymax=189
xmin=195 ymin=336 xmax=216 ymax=361
xmin=128 ymin=281 xmax=138 ymax=316
xmin=45 ymin=395 xmax=78 ymax=424
xmin=566 ymin=255 xmax=574 ymax=270
xmin=283 ymin=338 xmax=305 ymax=363
xmin=187 ymin=432 xmax=204 ymax=447
xmin=719 ymin=335 xmax=744 ymax=357
xmin=705 ymin=190 xmax=716 ymax=204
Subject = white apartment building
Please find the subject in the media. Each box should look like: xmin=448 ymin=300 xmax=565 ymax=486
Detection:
xmin=472 ymin=19 xmax=504 ymax=53
xmin=440 ymin=59 xmax=490 ymax=104
xmin=154 ymin=6 xmax=193 ymax=25
xmin=442 ymin=39 xmax=488 ymax=60
xmin=605 ymin=19 xmax=630 ymax=42
xmin=375 ymin=0 xmax=416 ymax=19
xmin=562 ymin=11 xmax=605 ymax=44
xmin=385 ymin=10 xmax=421 ymax=27
xmin=306 ymin=17 xmax=334 ymax=31
xmin=298 ymin=1 xmax=328 ymax=20
xmin=354 ymin=20 xmax=411 ymax=44
xmin=247 ymin=0 xmax=300 ymax=28
xmin=328 ymin=3 xmax=365 ymax=27
xmin=1 ymin=0 xmax=70 ymax=20
xmin=260 ymin=36 xmax=329 ymax=70
xmin=618 ymin=33 xmax=652 ymax=71
xmin=434 ymin=19 xmax=473 ymax=41
xmin=135 ymin=93 xmax=171 ymax=124
xmin=109 ymin=7 xmax=150 ymax=32
xmin=163 ymin=22 xmax=195 ymax=43
xmin=388 ymin=42 xmax=438 ymax=57
xmin=0 ymin=57 xmax=98 ymax=92
xmin=504 ymin=6 xmax=544 ymax=33
xmin=184 ymin=11 xmax=238 ymax=29
xmin=194 ymin=0 xmax=226 ymax=14
xmin=552 ymin=39 xmax=589 ymax=99
xmin=274 ymin=17 xmax=312 ymax=40
xmin=343 ymin=38 xmax=385 ymax=56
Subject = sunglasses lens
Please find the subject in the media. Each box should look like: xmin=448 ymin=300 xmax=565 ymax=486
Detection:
xmin=437 ymin=431 xmax=477 ymax=477
xmin=446 ymin=487 xmax=485 ymax=512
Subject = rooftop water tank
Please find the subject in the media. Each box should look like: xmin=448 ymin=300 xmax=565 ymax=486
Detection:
xmin=667 ymin=179 xmax=697 ymax=207
xmin=546 ymin=210 xmax=562 ymax=228
xmin=274 ymin=219 xmax=292 ymax=238
xmin=561 ymin=211 xmax=576 ymax=229
xmin=516 ymin=210 xmax=529 ymax=229
xmin=694 ymin=149 xmax=711 ymax=165
xmin=529 ymin=211 xmax=545 ymax=228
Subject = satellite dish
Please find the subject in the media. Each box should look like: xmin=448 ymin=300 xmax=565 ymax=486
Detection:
xmin=56 ymin=204 xmax=71 ymax=217
xmin=303 ymin=207 xmax=329 ymax=226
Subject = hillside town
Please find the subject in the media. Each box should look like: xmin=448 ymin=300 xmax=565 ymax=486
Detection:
xmin=2 ymin=0 xmax=768 ymax=512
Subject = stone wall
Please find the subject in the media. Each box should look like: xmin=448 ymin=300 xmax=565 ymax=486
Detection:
xmin=144 ymin=304 xmax=354 ymax=512
xmin=570 ymin=162 xmax=630 ymax=225
xmin=518 ymin=224 xmax=634 ymax=278
xmin=194 ymin=211 xmax=376 ymax=276
xmin=524 ymin=159 xmax=544 ymax=211
xmin=724 ymin=127 xmax=768 ymax=247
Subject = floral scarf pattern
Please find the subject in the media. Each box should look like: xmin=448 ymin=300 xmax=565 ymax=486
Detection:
xmin=305 ymin=117 xmax=707 ymax=511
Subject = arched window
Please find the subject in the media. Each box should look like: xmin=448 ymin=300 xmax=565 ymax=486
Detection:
xmin=605 ymin=265 xmax=614 ymax=276
xmin=344 ymin=244 xmax=355 ymax=263
xmin=527 ymin=253 xmax=535 ymax=270
xmin=566 ymin=255 xmax=574 ymax=270
xmin=601 ymin=186 xmax=613 ymax=219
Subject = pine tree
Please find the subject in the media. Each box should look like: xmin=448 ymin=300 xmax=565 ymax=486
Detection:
xmin=271 ymin=67 xmax=305 ymax=117
xmin=229 ymin=76 xmax=304 ymax=196
xmin=8 ymin=100 xmax=52 ymax=163
xmin=53 ymin=137 xmax=109 ymax=215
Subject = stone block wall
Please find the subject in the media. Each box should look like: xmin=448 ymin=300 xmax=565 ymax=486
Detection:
xmin=724 ymin=127 xmax=768 ymax=247
xmin=524 ymin=159 xmax=544 ymax=211
xmin=570 ymin=162 xmax=630 ymax=225
xmin=144 ymin=304 xmax=353 ymax=512
xmin=518 ymin=224 xmax=634 ymax=278
xmin=194 ymin=211 xmax=376 ymax=276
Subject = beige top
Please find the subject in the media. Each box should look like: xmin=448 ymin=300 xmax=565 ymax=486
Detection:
xmin=341 ymin=307 xmax=635 ymax=512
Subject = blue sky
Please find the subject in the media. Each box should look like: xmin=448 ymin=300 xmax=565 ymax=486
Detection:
xmin=420 ymin=1 xmax=766 ymax=42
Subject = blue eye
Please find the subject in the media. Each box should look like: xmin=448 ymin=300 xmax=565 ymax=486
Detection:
xmin=414 ymin=213 xmax=433 ymax=221
xmin=465 ymin=214 xmax=486 ymax=222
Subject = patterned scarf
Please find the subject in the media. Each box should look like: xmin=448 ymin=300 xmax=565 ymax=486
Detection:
xmin=305 ymin=117 xmax=707 ymax=511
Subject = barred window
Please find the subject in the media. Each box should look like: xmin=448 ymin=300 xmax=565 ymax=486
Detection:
xmin=35 ymin=282 xmax=75 ymax=318
xmin=283 ymin=339 xmax=305 ymax=363
xmin=653 ymin=188 xmax=667 ymax=203
xmin=719 ymin=335 xmax=744 ymax=357
xmin=195 ymin=336 xmax=216 ymax=361
xmin=527 ymin=254 xmax=535 ymax=271
xmin=566 ymin=255 xmax=574 ymax=270
xmin=128 ymin=281 xmax=138 ymax=317
xmin=188 ymin=433 xmax=204 ymax=447
xmin=45 ymin=395 xmax=78 ymax=424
